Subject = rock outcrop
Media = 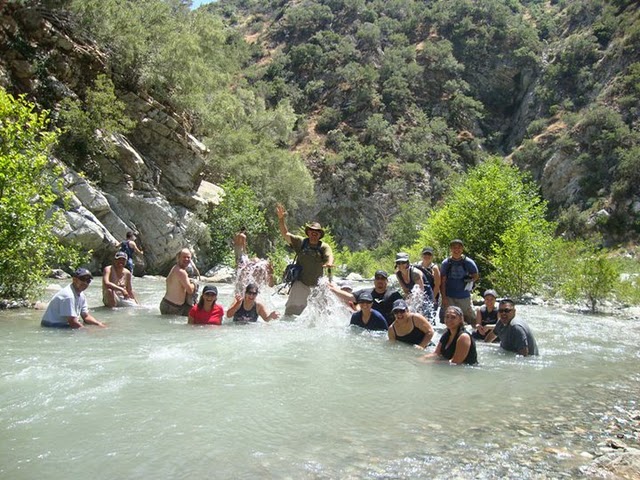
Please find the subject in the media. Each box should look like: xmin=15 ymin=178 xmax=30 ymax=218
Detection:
xmin=0 ymin=3 xmax=219 ymax=275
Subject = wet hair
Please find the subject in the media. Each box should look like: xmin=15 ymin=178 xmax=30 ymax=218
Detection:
xmin=445 ymin=305 xmax=464 ymax=318
xmin=445 ymin=306 xmax=465 ymax=334
xmin=245 ymin=283 xmax=259 ymax=294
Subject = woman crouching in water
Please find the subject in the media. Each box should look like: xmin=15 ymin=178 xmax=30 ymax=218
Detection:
xmin=188 ymin=285 xmax=224 ymax=325
xmin=423 ymin=306 xmax=478 ymax=365
xmin=226 ymin=283 xmax=280 ymax=323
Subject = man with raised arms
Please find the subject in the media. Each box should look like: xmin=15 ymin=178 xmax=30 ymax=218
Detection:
xmin=159 ymin=248 xmax=198 ymax=316
xmin=276 ymin=204 xmax=333 ymax=315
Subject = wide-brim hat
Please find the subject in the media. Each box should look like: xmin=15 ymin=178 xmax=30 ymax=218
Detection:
xmin=305 ymin=222 xmax=325 ymax=239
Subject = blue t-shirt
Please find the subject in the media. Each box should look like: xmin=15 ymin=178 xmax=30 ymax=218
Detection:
xmin=350 ymin=310 xmax=388 ymax=331
xmin=441 ymin=256 xmax=478 ymax=299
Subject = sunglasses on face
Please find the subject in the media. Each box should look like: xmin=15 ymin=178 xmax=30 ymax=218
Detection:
xmin=374 ymin=276 xmax=387 ymax=280
xmin=393 ymin=309 xmax=407 ymax=315
xmin=203 ymin=292 xmax=217 ymax=296
xmin=78 ymin=277 xmax=92 ymax=284
xmin=498 ymin=308 xmax=513 ymax=313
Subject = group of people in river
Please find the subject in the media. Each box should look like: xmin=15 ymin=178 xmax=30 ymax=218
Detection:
xmin=40 ymin=207 xmax=539 ymax=363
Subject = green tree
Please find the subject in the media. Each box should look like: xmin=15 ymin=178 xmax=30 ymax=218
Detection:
xmin=57 ymin=74 xmax=136 ymax=180
xmin=559 ymin=246 xmax=620 ymax=312
xmin=489 ymin=217 xmax=554 ymax=296
xmin=0 ymin=89 xmax=83 ymax=299
xmin=206 ymin=180 xmax=267 ymax=266
xmin=415 ymin=158 xmax=555 ymax=289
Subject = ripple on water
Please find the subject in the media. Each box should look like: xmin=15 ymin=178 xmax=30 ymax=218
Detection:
xmin=1 ymin=278 xmax=640 ymax=479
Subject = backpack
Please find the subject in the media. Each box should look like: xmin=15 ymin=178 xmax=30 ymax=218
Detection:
xmin=120 ymin=240 xmax=133 ymax=260
xmin=412 ymin=263 xmax=435 ymax=289
xmin=442 ymin=255 xmax=468 ymax=278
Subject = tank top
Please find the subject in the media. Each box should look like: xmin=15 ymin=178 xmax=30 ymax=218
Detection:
xmin=233 ymin=302 xmax=259 ymax=323
xmin=479 ymin=305 xmax=498 ymax=326
xmin=439 ymin=327 xmax=478 ymax=364
xmin=392 ymin=316 xmax=426 ymax=346
xmin=120 ymin=241 xmax=134 ymax=259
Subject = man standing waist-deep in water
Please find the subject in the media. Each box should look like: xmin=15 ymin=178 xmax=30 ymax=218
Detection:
xmin=159 ymin=248 xmax=198 ymax=316
xmin=276 ymin=204 xmax=333 ymax=316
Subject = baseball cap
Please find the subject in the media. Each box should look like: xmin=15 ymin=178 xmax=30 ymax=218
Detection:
xmin=374 ymin=270 xmax=389 ymax=279
xmin=203 ymin=285 xmax=218 ymax=295
xmin=483 ymin=289 xmax=498 ymax=298
xmin=357 ymin=291 xmax=373 ymax=303
xmin=392 ymin=299 xmax=409 ymax=312
xmin=421 ymin=247 xmax=434 ymax=255
xmin=72 ymin=268 xmax=93 ymax=279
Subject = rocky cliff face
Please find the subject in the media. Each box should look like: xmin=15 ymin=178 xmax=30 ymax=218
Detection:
xmin=0 ymin=4 xmax=221 ymax=274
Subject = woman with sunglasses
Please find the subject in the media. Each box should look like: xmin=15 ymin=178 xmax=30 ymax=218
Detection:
xmin=423 ymin=306 xmax=477 ymax=365
xmin=226 ymin=283 xmax=280 ymax=323
xmin=388 ymin=299 xmax=434 ymax=349
xmin=188 ymin=285 xmax=224 ymax=325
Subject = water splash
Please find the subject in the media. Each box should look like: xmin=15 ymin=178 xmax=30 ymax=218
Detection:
xmin=406 ymin=285 xmax=436 ymax=324
xmin=299 ymin=277 xmax=352 ymax=328
xmin=235 ymin=258 xmax=273 ymax=295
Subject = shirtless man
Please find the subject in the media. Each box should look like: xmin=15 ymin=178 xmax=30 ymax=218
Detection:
xmin=159 ymin=248 xmax=198 ymax=316
xmin=233 ymin=227 xmax=248 ymax=266
xmin=102 ymin=251 xmax=138 ymax=308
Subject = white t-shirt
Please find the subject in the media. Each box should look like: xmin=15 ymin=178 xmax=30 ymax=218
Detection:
xmin=41 ymin=284 xmax=88 ymax=327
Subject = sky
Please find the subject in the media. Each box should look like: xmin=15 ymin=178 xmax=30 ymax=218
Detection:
xmin=190 ymin=0 xmax=216 ymax=8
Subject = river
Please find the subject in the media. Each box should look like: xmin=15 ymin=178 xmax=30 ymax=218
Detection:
xmin=1 ymin=276 xmax=638 ymax=479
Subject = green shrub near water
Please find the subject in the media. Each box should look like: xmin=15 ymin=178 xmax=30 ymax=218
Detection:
xmin=558 ymin=245 xmax=620 ymax=313
xmin=0 ymin=89 xmax=85 ymax=299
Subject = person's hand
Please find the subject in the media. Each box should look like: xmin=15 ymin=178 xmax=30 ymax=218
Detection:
xmin=268 ymin=311 xmax=280 ymax=320
xmin=234 ymin=293 xmax=242 ymax=303
xmin=276 ymin=203 xmax=286 ymax=219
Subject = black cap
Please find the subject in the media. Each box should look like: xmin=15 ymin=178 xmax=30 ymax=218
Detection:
xmin=203 ymin=285 xmax=218 ymax=295
xmin=421 ymin=247 xmax=434 ymax=255
xmin=357 ymin=291 xmax=373 ymax=303
xmin=374 ymin=270 xmax=389 ymax=279
xmin=72 ymin=268 xmax=93 ymax=279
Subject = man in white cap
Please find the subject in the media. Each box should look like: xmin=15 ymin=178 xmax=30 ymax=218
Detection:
xmin=41 ymin=268 xmax=105 ymax=329
xmin=102 ymin=251 xmax=138 ymax=308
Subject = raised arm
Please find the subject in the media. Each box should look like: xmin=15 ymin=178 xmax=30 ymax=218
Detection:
xmin=276 ymin=204 xmax=293 ymax=245
xmin=226 ymin=294 xmax=243 ymax=318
